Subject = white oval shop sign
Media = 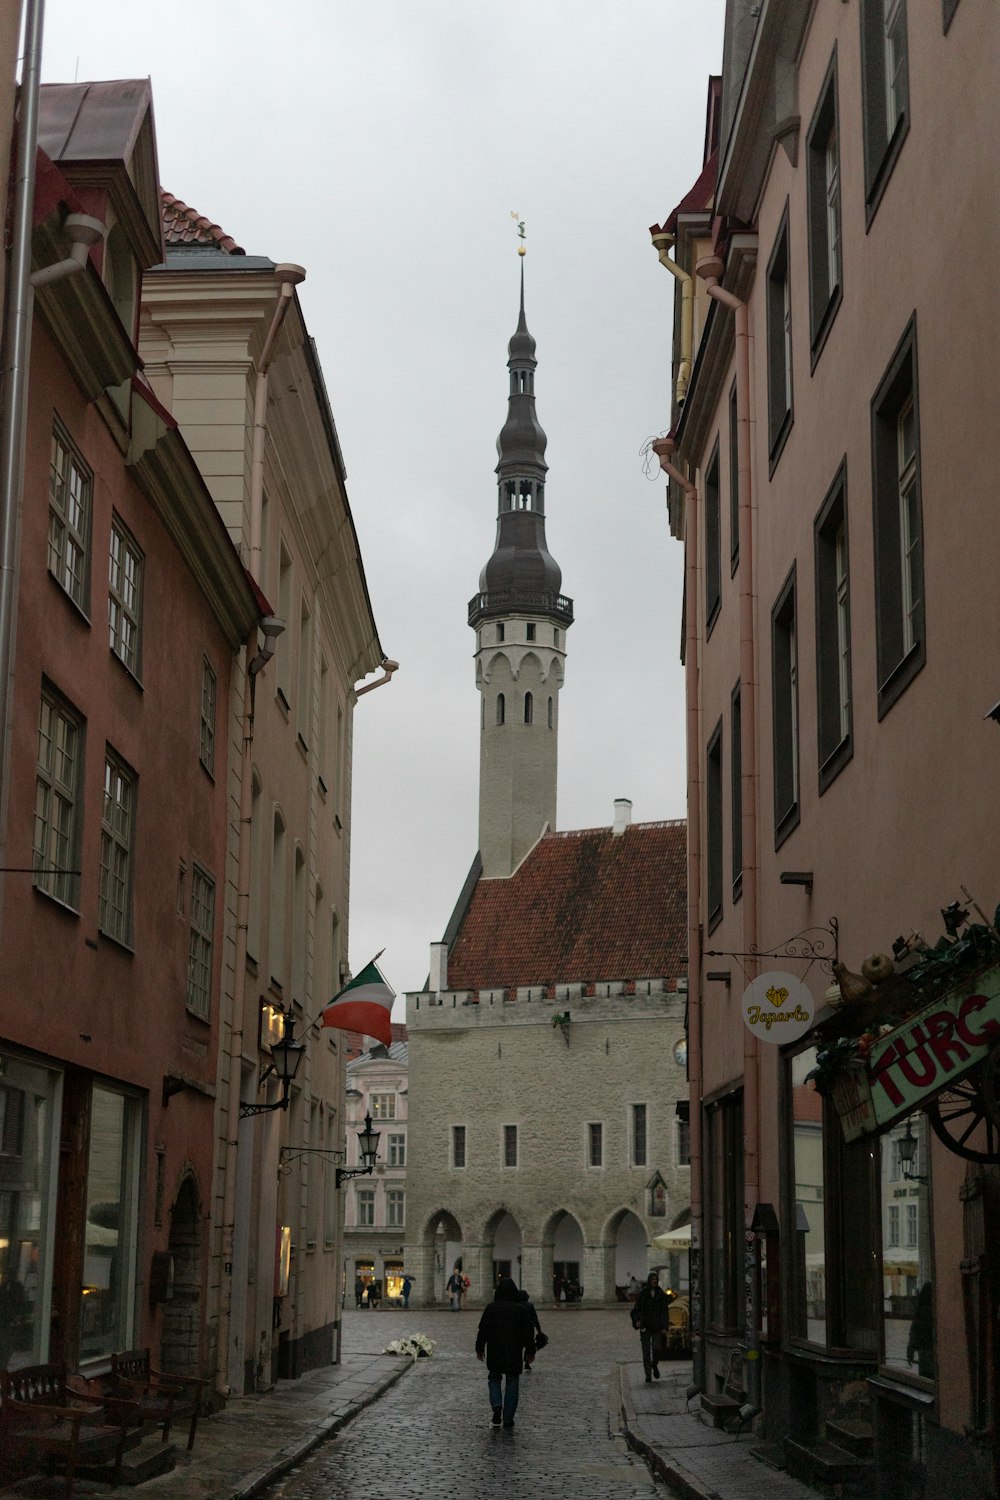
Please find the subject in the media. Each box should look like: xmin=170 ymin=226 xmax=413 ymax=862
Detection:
xmin=741 ymin=970 xmax=814 ymax=1044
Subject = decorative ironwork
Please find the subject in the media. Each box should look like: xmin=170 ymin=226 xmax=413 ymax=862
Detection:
xmin=704 ymin=918 xmax=839 ymax=980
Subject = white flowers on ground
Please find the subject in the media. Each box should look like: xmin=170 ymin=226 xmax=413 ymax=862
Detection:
xmin=382 ymin=1333 xmax=436 ymax=1359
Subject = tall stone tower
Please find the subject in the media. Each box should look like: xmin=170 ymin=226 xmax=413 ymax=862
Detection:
xmin=469 ymin=266 xmax=573 ymax=878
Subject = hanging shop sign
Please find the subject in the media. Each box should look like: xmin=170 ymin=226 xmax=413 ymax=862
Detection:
xmin=832 ymin=962 xmax=1000 ymax=1141
xmin=740 ymin=971 xmax=814 ymax=1044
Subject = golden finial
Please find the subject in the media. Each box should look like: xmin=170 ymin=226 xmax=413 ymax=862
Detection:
xmin=511 ymin=210 xmax=526 ymax=256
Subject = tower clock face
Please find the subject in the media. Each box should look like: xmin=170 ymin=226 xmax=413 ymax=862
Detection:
xmin=673 ymin=1039 xmax=687 ymax=1067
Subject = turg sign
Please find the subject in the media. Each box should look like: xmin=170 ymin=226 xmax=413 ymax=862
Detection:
xmin=740 ymin=971 xmax=815 ymax=1045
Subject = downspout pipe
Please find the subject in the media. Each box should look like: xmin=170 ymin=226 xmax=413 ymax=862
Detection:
xmin=650 ymin=230 xmax=693 ymax=407
xmin=216 ymin=615 xmax=285 ymax=1398
xmin=651 ymin=436 xmax=704 ymax=1391
xmin=696 ymin=254 xmax=761 ymax=1420
xmin=355 ymin=658 xmax=399 ymax=697
xmin=28 ymin=212 xmax=105 ymax=288
xmin=0 ymin=0 xmax=44 ymax=921
xmin=248 ymin=264 xmax=305 ymax=580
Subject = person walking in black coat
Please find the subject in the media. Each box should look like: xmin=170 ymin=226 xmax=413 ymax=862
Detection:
xmin=631 ymin=1271 xmax=674 ymax=1382
xmin=475 ymin=1276 xmax=536 ymax=1429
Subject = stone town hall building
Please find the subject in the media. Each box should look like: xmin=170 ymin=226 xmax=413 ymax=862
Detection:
xmin=403 ymin=270 xmax=689 ymax=1308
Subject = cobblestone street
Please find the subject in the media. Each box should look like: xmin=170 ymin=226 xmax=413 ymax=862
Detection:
xmin=268 ymin=1307 xmax=664 ymax=1500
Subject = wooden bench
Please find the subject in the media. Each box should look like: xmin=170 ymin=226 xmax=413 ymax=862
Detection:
xmin=110 ymin=1347 xmax=205 ymax=1450
xmin=0 ymin=1363 xmax=133 ymax=1499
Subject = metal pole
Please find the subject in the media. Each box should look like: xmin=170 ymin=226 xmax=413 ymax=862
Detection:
xmin=0 ymin=0 xmax=43 ymax=917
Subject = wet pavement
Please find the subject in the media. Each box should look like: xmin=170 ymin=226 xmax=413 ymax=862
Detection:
xmin=4 ymin=1308 xmax=823 ymax=1500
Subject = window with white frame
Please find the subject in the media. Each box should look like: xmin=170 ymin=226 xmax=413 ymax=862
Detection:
xmin=860 ymin=0 xmax=909 ymax=220
xmin=904 ymin=1202 xmax=918 ymax=1248
xmin=503 ymin=1124 xmax=518 ymax=1168
xmin=370 ymin=1093 xmax=396 ymax=1120
xmin=386 ymin=1190 xmax=405 ymax=1228
xmin=388 ymin=1133 xmax=406 ymax=1167
xmin=99 ymin=751 xmax=135 ymax=945
xmin=806 ymin=54 xmax=842 ymax=356
xmin=815 ymin=463 xmax=853 ymax=788
xmin=771 ymin=568 xmax=799 ymax=845
xmin=631 ymin=1104 xmax=647 ymax=1167
xmin=186 ymin=865 xmax=215 ymax=1018
xmin=48 ymin=425 xmax=91 ymax=609
xmin=108 ymin=516 xmax=143 ymax=675
xmin=199 ymin=657 xmax=217 ymax=775
xmin=888 ymin=1204 xmax=900 ymax=1246
xmin=766 ymin=208 xmax=793 ymax=465
xmin=452 ymin=1124 xmax=466 ymax=1168
xmin=356 ymin=1189 xmax=375 ymax=1227
xmin=872 ymin=320 xmax=924 ymax=717
xmin=33 ymin=686 xmax=83 ymax=908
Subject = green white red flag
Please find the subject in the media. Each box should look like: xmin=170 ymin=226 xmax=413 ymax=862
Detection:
xmin=320 ymin=959 xmax=395 ymax=1047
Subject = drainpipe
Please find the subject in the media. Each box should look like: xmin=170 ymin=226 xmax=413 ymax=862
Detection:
xmin=355 ymin=659 xmax=399 ymax=697
xmin=0 ymin=0 xmax=43 ymax=927
xmin=28 ymin=212 xmax=105 ymax=288
xmin=651 ymin=436 xmax=704 ymax=1391
xmin=216 ymin=615 xmax=285 ymax=1398
xmin=649 ymin=230 xmax=693 ymax=407
xmin=248 ymin=264 xmax=306 ymax=581
xmin=696 ymin=253 xmax=761 ymax=1420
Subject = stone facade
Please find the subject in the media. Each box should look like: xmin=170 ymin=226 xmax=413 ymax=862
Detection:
xmin=405 ymin=981 xmax=689 ymax=1308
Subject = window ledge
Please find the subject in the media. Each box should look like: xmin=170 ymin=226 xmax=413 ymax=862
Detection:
xmin=865 ymin=114 xmax=910 ymax=233
xmin=707 ymin=903 xmax=723 ymax=936
xmin=199 ymin=756 xmax=216 ymax=783
xmin=49 ymin=570 xmax=91 ymax=627
xmin=99 ymin=928 xmax=135 ymax=956
xmin=774 ymin=800 xmax=801 ymax=851
xmin=110 ymin=649 xmax=144 ymax=692
xmin=32 ymin=884 xmax=81 ymax=918
xmin=809 ymin=283 xmax=843 ymax=373
xmin=818 ymin=733 xmax=853 ymax=794
xmin=184 ymin=1004 xmax=212 ymax=1027
xmin=877 ymin=639 xmax=925 ymax=721
xmin=768 ymin=409 xmax=794 ymax=477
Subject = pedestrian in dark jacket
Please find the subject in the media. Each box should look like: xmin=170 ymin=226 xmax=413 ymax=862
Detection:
xmin=476 ymin=1276 xmax=535 ymax=1429
xmin=631 ymin=1271 xmax=674 ymax=1382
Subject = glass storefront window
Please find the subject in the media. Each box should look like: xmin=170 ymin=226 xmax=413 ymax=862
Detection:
xmin=0 ymin=1055 xmax=60 ymax=1371
xmin=789 ymin=1046 xmax=826 ymax=1343
xmin=79 ymin=1087 xmax=140 ymax=1361
xmin=881 ymin=1112 xmax=933 ymax=1379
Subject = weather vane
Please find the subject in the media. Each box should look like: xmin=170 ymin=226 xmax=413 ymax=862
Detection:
xmin=510 ymin=211 xmax=526 ymax=256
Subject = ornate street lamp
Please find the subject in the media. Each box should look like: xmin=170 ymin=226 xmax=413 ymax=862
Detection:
xmin=336 ymin=1111 xmax=381 ymax=1188
xmin=239 ymin=1010 xmax=305 ymax=1118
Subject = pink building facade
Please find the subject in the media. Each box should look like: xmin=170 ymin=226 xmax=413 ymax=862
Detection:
xmin=0 ymin=82 xmax=260 ymax=1378
xmin=651 ymin=3 xmax=1000 ymax=1495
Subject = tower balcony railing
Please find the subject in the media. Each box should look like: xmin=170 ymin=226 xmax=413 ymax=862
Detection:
xmin=468 ymin=588 xmax=574 ymax=627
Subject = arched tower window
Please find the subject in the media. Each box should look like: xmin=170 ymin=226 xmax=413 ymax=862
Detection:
xmin=496 ymin=693 xmax=505 ymax=726
xmin=524 ymin=692 xmax=533 ymax=725
xmin=547 ymin=697 xmax=553 ymax=729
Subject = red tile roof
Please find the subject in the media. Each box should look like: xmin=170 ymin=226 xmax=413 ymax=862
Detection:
xmin=445 ymin=822 xmax=687 ymax=991
xmin=161 ymin=190 xmax=244 ymax=253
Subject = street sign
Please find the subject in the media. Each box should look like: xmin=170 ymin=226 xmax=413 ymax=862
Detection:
xmin=832 ymin=961 xmax=1000 ymax=1140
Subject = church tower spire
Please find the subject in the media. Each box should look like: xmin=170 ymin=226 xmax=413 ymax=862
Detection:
xmin=469 ymin=264 xmax=573 ymax=878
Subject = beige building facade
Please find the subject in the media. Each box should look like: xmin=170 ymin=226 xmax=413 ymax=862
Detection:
xmin=141 ymin=211 xmax=389 ymax=1391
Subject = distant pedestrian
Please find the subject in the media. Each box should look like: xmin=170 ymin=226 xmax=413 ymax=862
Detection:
xmin=354 ymin=1277 xmax=365 ymax=1309
xmin=369 ymin=1278 xmax=381 ymax=1310
xmin=401 ymin=1275 xmax=413 ymax=1310
xmin=552 ymin=1271 xmax=564 ymax=1306
xmin=447 ymin=1267 xmax=464 ymax=1311
xmin=476 ymin=1275 xmax=535 ymax=1430
xmin=631 ymin=1271 xmax=674 ymax=1382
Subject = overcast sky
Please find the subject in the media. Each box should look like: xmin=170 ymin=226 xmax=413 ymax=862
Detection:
xmin=42 ymin=0 xmax=725 ymax=1009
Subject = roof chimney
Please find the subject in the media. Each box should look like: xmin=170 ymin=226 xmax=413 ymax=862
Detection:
xmin=429 ymin=941 xmax=449 ymax=994
xmin=612 ymin=799 xmax=633 ymax=836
